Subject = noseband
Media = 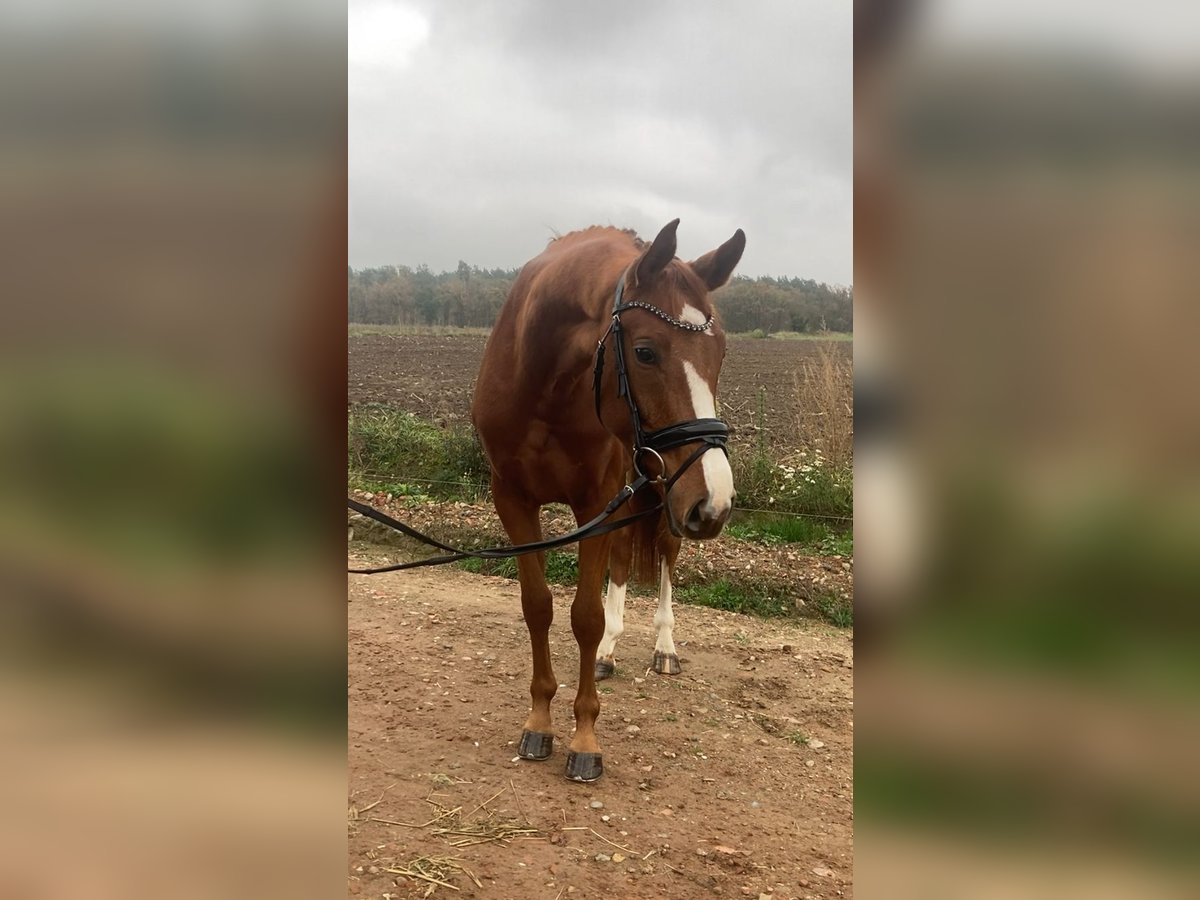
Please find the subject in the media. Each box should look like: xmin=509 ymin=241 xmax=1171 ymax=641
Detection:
xmin=592 ymin=273 xmax=729 ymax=493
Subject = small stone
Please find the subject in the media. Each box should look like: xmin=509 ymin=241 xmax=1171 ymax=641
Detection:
xmin=809 ymin=739 xmax=825 ymax=750
xmin=612 ymin=853 xmax=626 ymax=863
xmin=663 ymin=751 xmax=676 ymax=758
xmin=626 ymin=725 xmax=641 ymax=734
xmin=601 ymin=814 xmax=610 ymax=822
xmin=812 ymin=866 xmax=835 ymax=878
xmin=590 ymin=800 xmax=604 ymax=809
xmin=750 ymin=800 xmax=761 ymax=808
xmin=367 ymin=866 xmax=379 ymax=875
xmin=805 ymin=760 xmax=815 ymax=768
xmin=595 ymin=853 xmax=611 ymax=863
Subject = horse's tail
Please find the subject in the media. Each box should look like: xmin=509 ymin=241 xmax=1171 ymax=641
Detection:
xmin=627 ymin=491 xmax=665 ymax=586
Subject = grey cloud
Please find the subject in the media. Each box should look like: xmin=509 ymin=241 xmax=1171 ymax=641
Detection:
xmin=350 ymin=0 xmax=851 ymax=283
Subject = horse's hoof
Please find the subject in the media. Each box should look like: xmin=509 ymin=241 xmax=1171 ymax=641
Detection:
xmin=652 ymin=651 xmax=682 ymax=676
xmin=518 ymin=730 xmax=554 ymax=761
xmin=594 ymin=657 xmax=616 ymax=681
xmin=565 ymin=751 xmax=604 ymax=782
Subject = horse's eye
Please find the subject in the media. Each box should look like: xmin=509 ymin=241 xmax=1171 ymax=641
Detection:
xmin=634 ymin=346 xmax=657 ymax=365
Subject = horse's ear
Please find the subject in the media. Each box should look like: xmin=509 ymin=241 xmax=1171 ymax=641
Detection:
xmin=632 ymin=218 xmax=680 ymax=288
xmin=690 ymin=228 xmax=746 ymax=291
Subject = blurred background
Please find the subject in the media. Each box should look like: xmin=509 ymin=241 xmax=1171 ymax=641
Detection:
xmin=0 ymin=1 xmax=346 ymax=898
xmin=6 ymin=0 xmax=1200 ymax=895
xmin=854 ymin=0 xmax=1200 ymax=896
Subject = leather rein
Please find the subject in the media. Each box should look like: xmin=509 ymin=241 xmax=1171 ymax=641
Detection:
xmin=347 ymin=272 xmax=729 ymax=574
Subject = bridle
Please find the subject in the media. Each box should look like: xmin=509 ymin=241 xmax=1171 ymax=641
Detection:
xmin=346 ymin=270 xmax=730 ymax=574
xmin=591 ymin=271 xmax=730 ymax=495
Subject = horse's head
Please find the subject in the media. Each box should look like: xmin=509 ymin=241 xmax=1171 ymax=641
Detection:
xmin=601 ymin=219 xmax=746 ymax=540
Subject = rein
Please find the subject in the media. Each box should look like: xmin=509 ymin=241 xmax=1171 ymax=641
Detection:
xmin=347 ymin=271 xmax=729 ymax=574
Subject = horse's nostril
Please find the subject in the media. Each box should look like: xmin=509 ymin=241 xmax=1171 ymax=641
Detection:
xmin=686 ymin=501 xmax=704 ymax=530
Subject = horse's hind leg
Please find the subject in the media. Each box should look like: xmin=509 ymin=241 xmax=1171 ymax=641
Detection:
xmin=594 ymin=531 xmax=631 ymax=681
xmin=566 ymin=530 xmax=613 ymax=782
xmin=492 ymin=480 xmax=557 ymax=761
xmin=652 ymin=534 xmax=683 ymax=676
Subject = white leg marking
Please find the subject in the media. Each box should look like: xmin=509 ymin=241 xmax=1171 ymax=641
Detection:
xmin=596 ymin=578 xmax=626 ymax=659
xmin=653 ymin=558 xmax=676 ymax=655
xmin=682 ymin=360 xmax=735 ymax=516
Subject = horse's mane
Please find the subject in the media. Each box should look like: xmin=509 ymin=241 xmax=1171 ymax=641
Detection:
xmin=547 ymin=225 xmax=647 ymax=251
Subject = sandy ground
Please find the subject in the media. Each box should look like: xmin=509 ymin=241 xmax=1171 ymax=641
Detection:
xmin=348 ymin=559 xmax=852 ymax=899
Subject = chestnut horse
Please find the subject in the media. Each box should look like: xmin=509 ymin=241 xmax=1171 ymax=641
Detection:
xmin=471 ymin=219 xmax=745 ymax=781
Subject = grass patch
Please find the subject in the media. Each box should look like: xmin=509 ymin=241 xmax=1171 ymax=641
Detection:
xmin=786 ymin=730 xmax=811 ymax=746
xmin=812 ymin=590 xmax=854 ymax=628
xmin=728 ymin=441 xmax=852 ymax=521
xmin=456 ymin=551 xmax=578 ymax=585
xmin=456 ymin=555 xmax=518 ymax=579
xmin=674 ymin=579 xmax=795 ymax=619
xmin=726 ymin=388 xmax=853 ymax=521
xmin=348 ymin=404 xmax=489 ymax=500
xmin=726 ymin=513 xmax=853 ymax=556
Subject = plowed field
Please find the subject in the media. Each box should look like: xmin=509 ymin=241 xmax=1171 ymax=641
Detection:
xmin=348 ymin=331 xmax=850 ymax=451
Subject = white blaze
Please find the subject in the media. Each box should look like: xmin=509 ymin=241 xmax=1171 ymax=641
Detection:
xmin=682 ymin=360 xmax=735 ymax=516
xmin=680 ymin=304 xmax=710 ymax=330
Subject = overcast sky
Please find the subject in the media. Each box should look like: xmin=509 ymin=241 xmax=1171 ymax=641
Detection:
xmin=349 ymin=1 xmax=851 ymax=285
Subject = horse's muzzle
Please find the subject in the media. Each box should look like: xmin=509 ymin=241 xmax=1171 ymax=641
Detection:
xmin=681 ymin=497 xmax=731 ymax=540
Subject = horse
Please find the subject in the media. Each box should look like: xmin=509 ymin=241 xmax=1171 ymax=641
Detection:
xmin=471 ymin=219 xmax=745 ymax=781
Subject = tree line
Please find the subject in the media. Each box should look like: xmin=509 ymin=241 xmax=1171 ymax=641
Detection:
xmin=349 ymin=261 xmax=851 ymax=334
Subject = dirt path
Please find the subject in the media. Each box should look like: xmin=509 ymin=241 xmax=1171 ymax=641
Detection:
xmin=348 ymin=563 xmax=853 ymax=899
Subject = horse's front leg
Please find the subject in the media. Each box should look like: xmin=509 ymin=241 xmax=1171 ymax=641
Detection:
xmin=652 ymin=534 xmax=683 ymax=675
xmin=594 ymin=530 xmax=631 ymax=681
xmin=566 ymin=530 xmax=613 ymax=781
xmin=492 ymin=478 xmax=557 ymax=762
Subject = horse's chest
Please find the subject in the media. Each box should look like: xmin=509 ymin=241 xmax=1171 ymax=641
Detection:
xmin=505 ymin=420 xmax=614 ymax=501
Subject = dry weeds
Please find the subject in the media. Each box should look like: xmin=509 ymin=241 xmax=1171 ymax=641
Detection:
xmin=793 ymin=335 xmax=853 ymax=467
